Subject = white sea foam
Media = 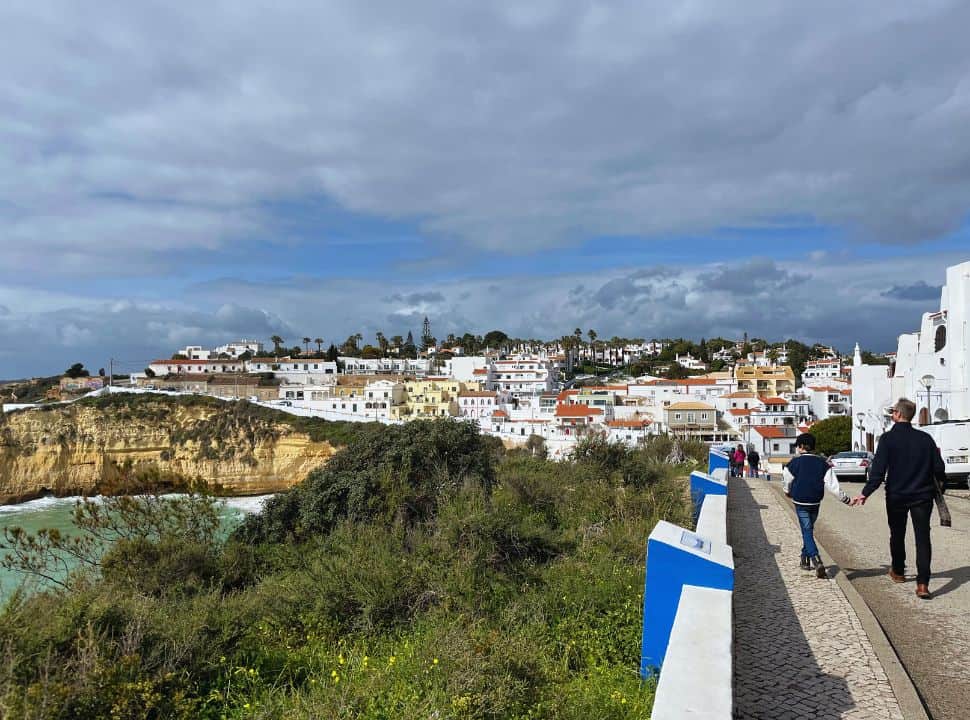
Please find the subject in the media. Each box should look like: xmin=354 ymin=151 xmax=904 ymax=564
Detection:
xmin=218 ymin=495 xmax=275 ymax=515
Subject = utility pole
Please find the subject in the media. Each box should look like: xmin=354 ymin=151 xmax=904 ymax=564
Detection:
xmin=108 ymin=358 xmax=113 ymax=392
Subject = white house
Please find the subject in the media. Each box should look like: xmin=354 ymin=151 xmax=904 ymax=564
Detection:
xmin=488 ymin=358 xmax=556 ymax=398
xmin=853 ymin=260 xmax=970 ymax=450
xmin=458 ymin=390 xmax=498 ymax=423
xmin=340 ymin=357 xmax=432 ymax=376
xmin=802 ymin=359 xmax=844 ymax=387
xmin=148 ymin=358 xmax=245 ymax=376
xmin=446 ymin=356 xmax=490 ymax=382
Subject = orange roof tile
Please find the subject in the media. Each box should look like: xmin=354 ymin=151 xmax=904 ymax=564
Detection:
xmin=754 ymin=427 xmax=792 ymax=439
xmin=606 ymin=419 xmax=652 ymax=428
xmin=729 ymin=408 xmax=752 ymax=416
xmin=555 ymin=405 xmax=604 ymax=418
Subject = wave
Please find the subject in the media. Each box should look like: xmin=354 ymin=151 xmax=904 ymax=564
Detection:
xmin=0 ymin=493 xmax=275 ymax=517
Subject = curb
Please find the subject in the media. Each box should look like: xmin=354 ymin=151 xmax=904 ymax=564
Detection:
xmin=765 ymin=480 xmax=930 ymax=720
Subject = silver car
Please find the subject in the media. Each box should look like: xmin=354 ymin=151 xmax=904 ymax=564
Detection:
xmin=828 ymin=451 xmax=874 ymax=481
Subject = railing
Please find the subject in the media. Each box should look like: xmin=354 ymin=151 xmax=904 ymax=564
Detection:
xmin=641 ymin=449 xmax=734 ymax=718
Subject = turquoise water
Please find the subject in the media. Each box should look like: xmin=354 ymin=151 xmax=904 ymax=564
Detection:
xmin=0 ymin=494 xmax=273 ymax=600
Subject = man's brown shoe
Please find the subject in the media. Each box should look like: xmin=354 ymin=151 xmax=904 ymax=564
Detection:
xmin=888 ymin=569 xmax=906 ymax=584
xmin=916 ymin=583 xmax=932 ymax=600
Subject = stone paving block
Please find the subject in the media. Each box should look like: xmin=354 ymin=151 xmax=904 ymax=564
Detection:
xmin=730 ymin=478 xmax=905 ymax=720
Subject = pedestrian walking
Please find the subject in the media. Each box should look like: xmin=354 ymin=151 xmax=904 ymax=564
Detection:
xmin=851 ymin=398 xmax=947 ymax=599
xmin=747 ymin=448 xmax=761 ymax=478
xmin=783 ymin=432 xmax=851 ymax=578
xmin=733 ymin=444 xmax=746 ymax=478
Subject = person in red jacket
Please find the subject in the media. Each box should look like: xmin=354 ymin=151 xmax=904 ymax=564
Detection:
xmin=851 ymin=398 xmax=947 ymax=599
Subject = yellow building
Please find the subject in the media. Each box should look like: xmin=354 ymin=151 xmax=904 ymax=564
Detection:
xmin=734 ymin=365 xmax=796 ymax=396
xmin=392 ymin=378 xmax=482 ymax=419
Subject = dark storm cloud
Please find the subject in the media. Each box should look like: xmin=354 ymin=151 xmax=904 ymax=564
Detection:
xmin=4 ymin=1 xmax=970 ymax=287
xmin=881 ymin=281 xmax=943 ymax=301
xmin=698 ymin=259 xmax=810 ymax=294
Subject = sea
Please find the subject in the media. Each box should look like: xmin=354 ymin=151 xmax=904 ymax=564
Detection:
xmin=0 ymin=494 xmax=273 ymax=600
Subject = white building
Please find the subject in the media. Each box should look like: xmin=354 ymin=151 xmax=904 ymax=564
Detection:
xmin=148 ymin=358 xmax=245 ymax=375
xmin=853 ymin=260 xmax=970 ymax=450
xmin=247 ymin=357 xmax=338 ymax=385
xmin=214 ymin=339 xmax=265 ymax=358
xmin=488 ymin=358 xmax=556 ymax=398
xmin=446 ymin=356 xmax=490 ymax=382
xmin=674 ymin=353 xmax=708 ymax=371
xmin=340 ymin=357 xmax=432 ymax=376
xmin=802 ymin=359 xmax=844 ymax=387
xmin=458 ymin=390 xmax=498 ymax=423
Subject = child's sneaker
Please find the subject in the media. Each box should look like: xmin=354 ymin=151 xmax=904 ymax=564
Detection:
xmin=800 ymin=556 xmax=811 ymax=571
xmin=812 ymin=555 xmax=826 ymax=579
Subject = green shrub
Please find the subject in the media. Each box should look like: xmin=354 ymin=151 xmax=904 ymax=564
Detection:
xmin=235 ymin=419 xmax=495 ymax=543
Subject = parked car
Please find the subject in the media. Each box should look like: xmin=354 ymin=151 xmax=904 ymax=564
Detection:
xmin=827 ymin=451 xmax=874 ymax=481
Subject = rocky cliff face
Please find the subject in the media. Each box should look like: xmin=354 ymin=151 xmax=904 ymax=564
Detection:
xmin=0 ymin=398 xmax=339 ymax=504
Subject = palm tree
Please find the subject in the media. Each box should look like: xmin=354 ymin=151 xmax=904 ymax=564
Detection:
xmin=303 ymin=337 xmax=311 ymax=355
xmin=376 ymin=331 xmax=388 ymax=357
xmin=270 ymin=335 xmax=284 ymax=356
xmin=314 ymin=338 xmax=324 ymax=355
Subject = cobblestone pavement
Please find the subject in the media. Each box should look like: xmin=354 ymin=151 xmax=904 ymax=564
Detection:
xmin=730 ymin=477 xmax=905 ymax=719
xmin=815 ymin=482 xmax=970 ymax=720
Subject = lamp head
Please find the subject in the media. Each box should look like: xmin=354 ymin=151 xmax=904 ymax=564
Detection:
xmin=920 ymin=373 xmax=935 ymax=389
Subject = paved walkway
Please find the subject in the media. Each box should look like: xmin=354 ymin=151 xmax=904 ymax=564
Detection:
xmin=815 ymin=483 xmax=970 ymax=720
xmin=729 ymin=477 xmax=906 ymax=719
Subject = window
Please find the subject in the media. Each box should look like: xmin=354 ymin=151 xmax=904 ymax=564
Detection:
xmin=674 ymin=413 xmax=682 ymax=420
xmin=935 ymin=325 xmax=946 ymax=352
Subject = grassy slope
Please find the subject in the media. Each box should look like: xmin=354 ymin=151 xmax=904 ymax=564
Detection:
xmin=0 ymin=423 xmax=698 ymax=720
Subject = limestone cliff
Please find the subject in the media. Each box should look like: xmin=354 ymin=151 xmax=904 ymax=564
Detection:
xmin=0 ymin=396 xmax=341 ymax=504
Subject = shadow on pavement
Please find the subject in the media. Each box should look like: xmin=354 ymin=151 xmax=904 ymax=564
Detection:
xmin=730 ymin=478 xmax=856 ymax=719
xmin=846 ymin=563 xmax=970 ymax=599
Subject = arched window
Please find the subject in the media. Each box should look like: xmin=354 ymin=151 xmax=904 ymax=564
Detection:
xmin=935 ymin=325 xmax=946 ymax=352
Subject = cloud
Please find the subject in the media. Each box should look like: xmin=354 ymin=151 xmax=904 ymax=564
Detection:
xmin=881 ymin=281 xmax=942 ymax=301
xmin=0 ymin=305 xmax=9 ymax=316
xmin=1 ymin=250 xmax=966 ymax=380
xmin=382 ymin=292 xmax=445 ymax=304
xmin=3 ymin=1 xmax=970 ymax=288
xmin=698 ymin=258 xmax=810 ymax=294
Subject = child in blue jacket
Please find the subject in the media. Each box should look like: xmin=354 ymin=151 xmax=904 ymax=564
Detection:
xmin=782 ymin=432 xmax=851 ymax=578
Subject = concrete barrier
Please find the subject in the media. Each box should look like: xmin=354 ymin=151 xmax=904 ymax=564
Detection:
xmin=690 ymin=470 xmax=728 ymax=520
xmin=651 ymin=585 xmax=733 ymax=719
xmin=640 ymin=520 xmax=734 ymax=674
xmin=708 ymin=449 xmax=730 ymax=474
xmin=696 ymin=494 xmax=727 ymax=546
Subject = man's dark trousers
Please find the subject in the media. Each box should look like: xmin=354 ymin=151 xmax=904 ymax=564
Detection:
xmin=887 ymin=498 xmax=933 ymax=585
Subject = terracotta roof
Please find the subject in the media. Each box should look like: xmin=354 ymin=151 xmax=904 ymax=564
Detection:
xmin=555 ymin=405 xmax=604 ymax=418
xmin=577 ymin=385 xmax=629 ymax=392
xmin=473 ymin=368 xmax=488 ymax=375
xmin=557 ymin=389 xmax=580 ymax=402
xmin=840 ymin=389 xmax=852 ymax=396
xmin=761 ymin=397 xmax=788 ymax=405
xmin=643 ymin=378 xmax=720 ymax=387
xmin=492 ymin=409 xmax=508 ymax=418
xmin=754 ymin=427 xmax=793 ymax=439
xmin=724 ymin=391 xmax=757 ymax=399
xmin=459 ymin=391 xmax=497 ymax=398
xmin=729 ymin=408 xmax=752 ymax=416
xmin=606 ymin=419 xmax=652 ymax=428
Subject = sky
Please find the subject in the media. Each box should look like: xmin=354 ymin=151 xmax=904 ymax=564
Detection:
xmin=2 ymin=1 xmax=970 ymax=379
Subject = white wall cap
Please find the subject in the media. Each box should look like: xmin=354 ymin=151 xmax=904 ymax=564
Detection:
xmin=711 ymin=467 xmax=729 ymax=482
xmin=649 ymin=520 xmax=734 ymax=569
xmin=652 ymin=585 xmax=733 ymax=719
xmin=691 ymin=470 xmax=728 ymax=488
xmin=696 ymin=495 xmax=728 ymax=546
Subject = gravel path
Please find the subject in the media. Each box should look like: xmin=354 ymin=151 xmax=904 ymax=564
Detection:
xmin=730 ymin=477 xmax=906 ymax=719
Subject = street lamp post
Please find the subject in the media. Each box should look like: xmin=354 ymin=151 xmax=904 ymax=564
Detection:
xmin=856 ymin=412 xmax=865 ymax=452
xmin=920 ymin=374 xmax=935 ymax=425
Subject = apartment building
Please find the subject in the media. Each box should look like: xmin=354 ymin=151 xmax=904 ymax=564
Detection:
xmin=734 ymin=365 xmax=796 ymax=396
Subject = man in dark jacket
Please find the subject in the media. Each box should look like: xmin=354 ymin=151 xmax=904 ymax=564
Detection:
xmin=852 ymin=398 xmax=947 ymax=599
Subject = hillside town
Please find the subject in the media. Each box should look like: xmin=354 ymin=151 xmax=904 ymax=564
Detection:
xmin=6 ymin=260 xmax=967 ymax=470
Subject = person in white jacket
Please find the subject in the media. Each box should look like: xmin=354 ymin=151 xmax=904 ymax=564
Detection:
xmin=782 ymin=433 xmax=851 ymax=578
